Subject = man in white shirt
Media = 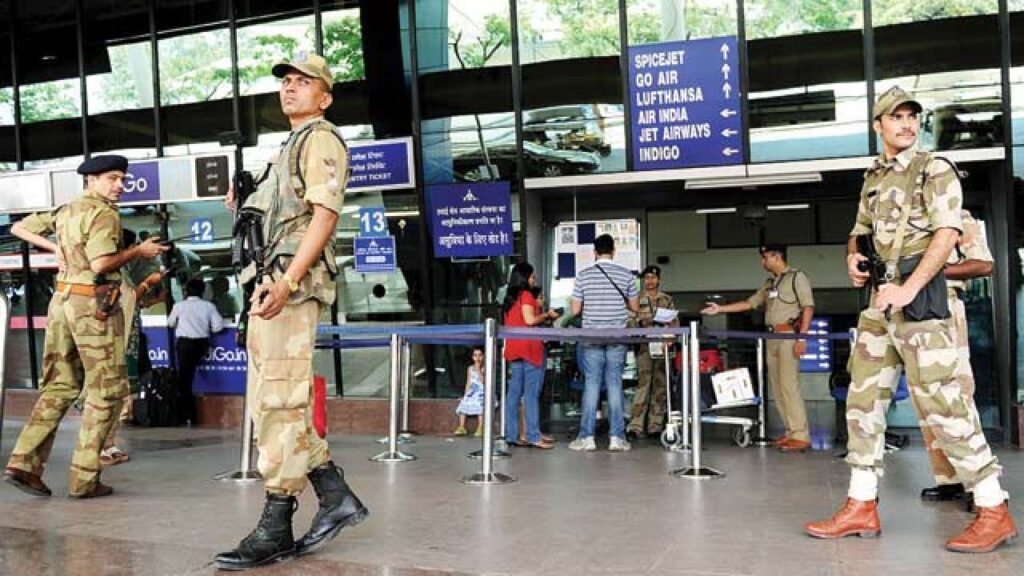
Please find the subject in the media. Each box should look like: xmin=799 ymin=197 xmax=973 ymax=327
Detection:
xmin=167 ymin=278 xmax=224 ymax=425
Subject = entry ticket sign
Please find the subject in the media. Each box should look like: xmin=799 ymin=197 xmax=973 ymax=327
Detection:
xmin=426 ymin=181 xmax=514 ymax=258
xmin=628 ymin=36 xmax=744 ymax=170
xmin=799 ymin=317 xmax=832 ymax=374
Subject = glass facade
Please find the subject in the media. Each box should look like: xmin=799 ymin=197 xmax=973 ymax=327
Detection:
xmin=0 ymin=0 xmax=1021 ymax=435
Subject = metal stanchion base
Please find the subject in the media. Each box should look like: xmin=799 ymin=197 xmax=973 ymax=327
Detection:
xmin=461 ymin=472 xmax=517 ymax=485
xmin=399 ymin=430 xmax=420 ymax=437
xmin=667 ymin=444 xmax=691 ymax=453
xmin=376 ymin=435 xmax=414 ymax=445
xmin=370 ymin=451 xmax=417 ymax=462
xmin=671 ymin=466 xmax=725 ymax=480
xmin=214 ymin=470 xmax=262 ymax=483
xmin=468 ymin=448 xmax=510 ymax=460
xmin=751 ymin=437 xmax=773 ymax=447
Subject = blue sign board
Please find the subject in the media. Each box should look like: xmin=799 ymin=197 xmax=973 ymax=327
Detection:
xmin=425 ymin=181 xmax=514 ymax=258
xmin=358 ymin=206 xmax=388 ymax=237
xmin=628 ymin=36 xmax=743 ymax=170
xmin=354 ymin=236 xmax=396 ymax=273
xmin=122 ymin=161 xmax=162 ymax=203
xmin=189 ymin=218 xmax=215 ymax=243
xmin=347 ymin=138 xmax=415 ymax=191
xmin=144 ymin=327 xmax=247 ymax=395
xmin=800 ymin=317 xmax=832 ymax=373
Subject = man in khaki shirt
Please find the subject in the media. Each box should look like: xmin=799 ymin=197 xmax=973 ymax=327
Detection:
xmin=701 ymin=244 xmax=814 ymax=452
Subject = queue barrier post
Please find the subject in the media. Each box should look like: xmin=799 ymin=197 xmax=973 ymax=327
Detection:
xmin=399 ymin=338 xmax=418 ymax=441
xmin=462 ymin=318 xmax=515 ymax=485
xmin=0 ymin=291 xmax=9 ymax=450
xmin=673 ymin=321 xmax=723 ymax=480
xmin=470 ymin=340 xmax=510 ymax=459
xmin=679 ymin=335 xmax=690 ymax=450
xmin=215 ymin=389 xmax=262 ymax=483
xmin=371 ymin=334 xmax=416 ymax=462
xmin=751 ymin=337 xmax=771 ymax=446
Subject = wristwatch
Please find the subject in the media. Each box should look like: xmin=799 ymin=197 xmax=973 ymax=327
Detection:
xmin=281 ymin=272 xmax=299 ymax=293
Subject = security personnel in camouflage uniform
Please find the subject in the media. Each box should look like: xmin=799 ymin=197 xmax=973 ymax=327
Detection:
xmin=627 ymin=265 xmax=677 ymax=437
xmin=917 ymin=210 xmax=993 ymax=504
xmin=806 ymin=87 xmax=1017 ymax=553
xmin=701 ymin=244 xmax=815 ymax=452
xmin=3 ymin=155 xmax=168 ymax=499
xmin=216 ymin=53 xmax=367 ymax=571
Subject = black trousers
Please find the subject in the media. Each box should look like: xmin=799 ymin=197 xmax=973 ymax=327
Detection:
xmin=176 ymin=337 xmax=210 ymax=425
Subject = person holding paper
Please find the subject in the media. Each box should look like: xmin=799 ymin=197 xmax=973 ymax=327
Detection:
xmin=627 ymin=265 xmax=678 ymax=438
xmin=700 ymin=244 xmax=814 ymax=453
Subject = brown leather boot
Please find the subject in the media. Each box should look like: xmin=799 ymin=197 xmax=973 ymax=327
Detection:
xmin=945 ymin=502 xmax=1018 ymax=553
xmin=806 ymin=498 xmax=881 ymax=539
xmin=3 ymin=467 xmax=52 ymax=497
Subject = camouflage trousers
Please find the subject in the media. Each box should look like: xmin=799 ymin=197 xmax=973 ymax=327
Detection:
xmin=767 ymin=339 xmax=810 ymax=442
xmin=7 ymin=291 xmax=127 ymax=495
xmin=845 ymin=303 xmax=999 ymax=489
xmin=628 ymin=349 xmax=667 ymax=434
xmin=247 ymin=299 xmax=330 ymax=496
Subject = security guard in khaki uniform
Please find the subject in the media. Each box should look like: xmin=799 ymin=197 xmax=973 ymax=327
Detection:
xmin=806 ymin=87 xmax=1016 ymax=553
xmin=627 ymin=265 xmax=677 ymax=437
xmin=701 ymin=244 xmax=814 ymax=452
xmin=216 ymin=53 xmax=367 ymax=571
xmin=3 ymin=155 xmax=168 ymax=499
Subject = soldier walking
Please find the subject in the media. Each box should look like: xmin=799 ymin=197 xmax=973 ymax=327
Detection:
xmin=805 ymin=87 xmax=1017 ymax=552
xmin=3 ymin=155 xmax=168 ymax=499
xmin=215 ymin=52 xmax=367 ymax=571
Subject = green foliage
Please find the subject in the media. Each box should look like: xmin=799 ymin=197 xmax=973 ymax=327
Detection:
xmin=872 ymin=0 xmax=996 ymax=26
xmin=322 ymin=14 xmax=365 ymax=81
xmin=541 ymin=0 xmax=621 ymax=58
xmin=451 ymin=14 xmax=510 ymax=69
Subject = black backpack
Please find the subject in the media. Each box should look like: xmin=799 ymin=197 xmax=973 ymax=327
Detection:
xmin=133 ymin=368 xmax=179 ymax=427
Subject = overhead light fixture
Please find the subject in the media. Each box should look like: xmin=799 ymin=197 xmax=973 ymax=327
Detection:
xmin=766 ymin=203 xmax=810 ymax=211
xmin=684 ymin=172 xmax=822 ymax=190
xmin=40 ymin=55 xmax=57 ymax=62
xmin=695 ymin=207 xmax=737 ymax=214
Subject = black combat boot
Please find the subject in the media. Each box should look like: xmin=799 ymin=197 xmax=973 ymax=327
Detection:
xmin=920 ymin=483 xmax=966 ymax=502
xmin=215 ymin=493 xmax=297 ymax=571
xmin=295 ymin=461 xmax=368 ymax=556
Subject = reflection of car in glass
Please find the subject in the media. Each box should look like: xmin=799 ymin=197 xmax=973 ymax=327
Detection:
xmin=452 ymin=142 xmax=600 ymax=180
xmin=922 ymin=99 xmax=1003 ymax=151
xmin=523 ymin=105 xmax=613 ymax=157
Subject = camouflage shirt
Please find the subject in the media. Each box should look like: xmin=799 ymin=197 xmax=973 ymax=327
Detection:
xmin=244 ymin=117 xmax=349 ymax=306
xmin=747 ymin=267 xmax=814 ymax=326
xmin=947 ymin=210 xmax=994 ymax=290
xmin=633 ymin=290 xmax=677 ymax=327
xmin=19 ymin=192 xmax=121 ymax=285
xmin=850 ymin=147 xmax=963 ymax=263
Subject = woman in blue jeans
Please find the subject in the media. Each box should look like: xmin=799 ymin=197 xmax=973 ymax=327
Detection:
xmin=502 ymin=262 xmax=560 ymax=449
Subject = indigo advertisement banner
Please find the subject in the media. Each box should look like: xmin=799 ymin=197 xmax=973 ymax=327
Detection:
xmin=144 ymin=326 xmax=247 ymax=395
xmin=426 ymin=181 xmax=514 ymax=258
xmin=628 ymin=36 xmax=743 ymax=170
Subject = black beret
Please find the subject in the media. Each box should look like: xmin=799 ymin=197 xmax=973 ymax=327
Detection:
xmin=759 ymin=243 xmax=787 ymax=256
xmin=77 ymin=155 xmax=128 ymax=176
xmin=641 ymin=265 xmax=661 ymax=278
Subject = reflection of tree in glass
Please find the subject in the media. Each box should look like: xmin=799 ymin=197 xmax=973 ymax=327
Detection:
xmin=873 ymin=0 xmax=996 ymax=26
xmin=8 ymin=82 xmax=80 ymax=123
xmin=449 ymin=14 xmax=510 ymax=179
xmin=322 ymin=14 xmax=365 ymax=81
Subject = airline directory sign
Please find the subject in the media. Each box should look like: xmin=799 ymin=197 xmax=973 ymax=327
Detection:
xmin=799 ymin=317 xmax=833 ymax=373
xmin=628 ymin=36 xmax=743 ymax=170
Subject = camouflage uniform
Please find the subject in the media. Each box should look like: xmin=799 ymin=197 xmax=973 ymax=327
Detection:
xmin=846 ymin=148 xmax=1000 ymax=489
xmin=627 ymin=290 xmax=676 ymax=435
xmin=5 ymin=195 xmax=127 ymax=495
xmin=747 ymin=267 xmax=814 ymax=443
xmin=241 ymin=118 xmax=348 ymax=496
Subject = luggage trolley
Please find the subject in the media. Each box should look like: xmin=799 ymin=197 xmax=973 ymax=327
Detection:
xmin=661 ymin=348 xmax=760 ymax=450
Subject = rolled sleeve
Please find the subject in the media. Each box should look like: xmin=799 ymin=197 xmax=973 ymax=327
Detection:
xmin=301 ymin=131 xmax=348 ymax=214
xmin=849 ymin=190 xmax=872 ymax=236
xmin=794 ymin=272 xmax=815 ymax=308
xmin=19 ymin=210 xmax=57 ymax=236
xmin=746 ymin=284 xmax=767 ymax=310
xmin=84 ymin=208 xmax=121 ymax=261
xmin=962 ymin=216 xmax=994 ymax=263
xmin=924 ymin=159 xmax=963 ymax=233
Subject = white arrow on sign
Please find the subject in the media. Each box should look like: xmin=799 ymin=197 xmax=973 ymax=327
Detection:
xmin=720 ymin=108 xmax=737 ymax=118
xmin=722 ymin=147 xmax=739 ymax=157
xmin=722 ymin=82 xmax=732 ymax=99
xmin=721 ymin=62 xmax=731 ymax=80
xmin=721 ymin=128 xmax=738 ymax=138
xmin=720 ymin=43 xmax=730 ymax=59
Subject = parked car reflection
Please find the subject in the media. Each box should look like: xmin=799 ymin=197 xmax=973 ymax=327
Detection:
xmin=453 ymin=141 xmax=601 ymax=181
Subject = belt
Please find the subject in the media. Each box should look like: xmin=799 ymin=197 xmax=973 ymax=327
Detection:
xmin=768 ymin=323 xmax=796 ymax=333
xmin=56 ymin=282 xmax=101 ymax=297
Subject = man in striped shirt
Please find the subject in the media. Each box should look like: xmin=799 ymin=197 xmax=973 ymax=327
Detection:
xmin=569 ymin=234 xmax=639 ymax=451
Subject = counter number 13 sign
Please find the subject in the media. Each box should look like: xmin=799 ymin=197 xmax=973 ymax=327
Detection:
xmin=358 ymin=206 xmax=387 ymax=237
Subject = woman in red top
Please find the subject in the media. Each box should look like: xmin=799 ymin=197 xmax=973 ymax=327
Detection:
xmin=503 ymin=262 xmax=560 ymax=449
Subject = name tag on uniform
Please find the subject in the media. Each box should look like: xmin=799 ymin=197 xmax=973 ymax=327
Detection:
xmin=768 ymin=290 xmax=779 ymax=299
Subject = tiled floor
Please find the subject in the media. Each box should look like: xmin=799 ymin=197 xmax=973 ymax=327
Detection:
xmin=1 ymin=421 xmax=1022 ymax=575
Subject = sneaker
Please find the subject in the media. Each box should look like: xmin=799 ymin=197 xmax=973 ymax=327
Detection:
xmin=473 ymin=427 xmax=483 ymax=437
xmin=568 ymin=436 xmax=596 ymax=451
xmin=453 ymin=426 xmax=467 ymax=436
xmin=608 ymin=437 xmax=632 ymax=452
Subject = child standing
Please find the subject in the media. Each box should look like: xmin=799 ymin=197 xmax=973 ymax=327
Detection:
xmin=454 ymin=347 xmax=486 ymax=436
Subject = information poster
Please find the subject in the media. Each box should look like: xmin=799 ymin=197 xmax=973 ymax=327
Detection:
xmin=426 ymin=181 xmax=514 ymax=258
xmin=555 ymin=219 xmax=640 ymax=278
